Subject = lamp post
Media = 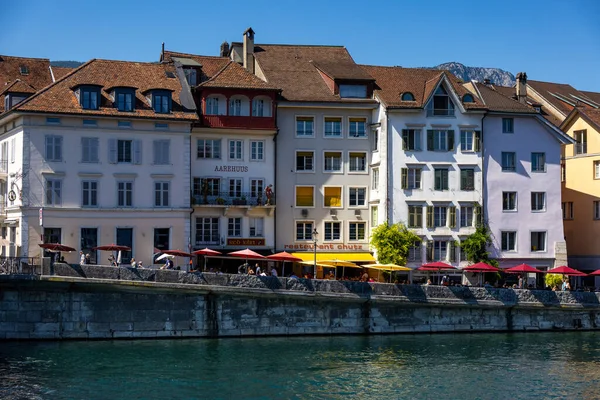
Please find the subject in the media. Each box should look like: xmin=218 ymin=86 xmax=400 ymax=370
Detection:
xmin=312 ymin=228 xmax=318 ymax=279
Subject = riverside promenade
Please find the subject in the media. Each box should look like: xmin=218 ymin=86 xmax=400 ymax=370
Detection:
xmin=0 ymin=263 xmax=599 ymax=340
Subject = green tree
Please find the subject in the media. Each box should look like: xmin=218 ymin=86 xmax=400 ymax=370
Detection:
xmin=370 ymin=222 xmax=421 ymax=266
xmin=460 ymin=224 xmax=499 ymax=267
xmin=545 ymin=273 xmax=563 ymax=289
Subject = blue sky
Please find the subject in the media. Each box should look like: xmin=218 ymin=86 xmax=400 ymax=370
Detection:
xmin=2 ymin=0 xmax=599 ymax=91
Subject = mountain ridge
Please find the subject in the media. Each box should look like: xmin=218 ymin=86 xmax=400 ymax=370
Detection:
xmin=433 ymin=62 xmax=515 ymax=87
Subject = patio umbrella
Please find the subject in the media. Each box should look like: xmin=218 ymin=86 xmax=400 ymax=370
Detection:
xmin=193 ymin=248 xmax=222 ymax=271
xmin=546 ymin=266 xmax=586 ymax=276
xmin=462 ymin=262 xmax=500 ymax=285
xmin=363 ymin=263 xmax=411 ymax=282
xmin=267 ymin=251 xmax=302 ymax=277
xmin=229 ymin=248 xmax=266 ymax=272
xmin=504 ymin=264 xmax=545 ymax=274
xmin=93 ymin=244 xmax=131 ymax=266
xmin=39 ymin=243 xmax=76 ymax=252
xmin=162 ymin=249 xmax=193 ymax=270
xmin=418 ymin=262 xmax=455 ymax=284
xmin=589 ymin=270 xmax=600 ymax=276
xmin=320 ymin=259 xmax=360 ymax=280
xmin=156 ymin=253 xmax=174 ymax=261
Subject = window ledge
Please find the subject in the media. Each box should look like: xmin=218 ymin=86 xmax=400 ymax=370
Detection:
xmin=78 ymin=172 xmax=103 ymax=178
xmin=113 ymin=173 xmax=138 ymax=179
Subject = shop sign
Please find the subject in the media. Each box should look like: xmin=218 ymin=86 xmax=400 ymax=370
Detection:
xmin=227 ymin=238 xmax=265 ymax=246
xmin=215 ymin=166 xmax=249 ymax=172
xmin=283 ymin=243 xmax=367 ymax=251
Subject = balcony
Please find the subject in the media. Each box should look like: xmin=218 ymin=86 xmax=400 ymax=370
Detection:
xmin=201 ymin=115 xmax=276 ymax=130
xmin=192 ymin=191 xmax=276 ymax=208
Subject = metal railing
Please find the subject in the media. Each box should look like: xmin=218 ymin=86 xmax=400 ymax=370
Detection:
xmin=0 ymin=257 xmax=40 ymax=275
xmin=575 ymin=143 xmax=587 ymax=155
xmin=192 ymin=191 xmax=276 ymax=206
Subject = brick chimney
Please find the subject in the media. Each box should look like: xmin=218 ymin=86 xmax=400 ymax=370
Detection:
xmin=220 ymin=41 xmax=230 ymax=58
xmin=516 ymin=72 xmax=527 ymax=104
xmin=243 ymin=27 xmax=255 ymax=74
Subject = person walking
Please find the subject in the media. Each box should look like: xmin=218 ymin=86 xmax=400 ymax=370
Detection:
xmin=79 ymin=251 xmax=85 ymax=266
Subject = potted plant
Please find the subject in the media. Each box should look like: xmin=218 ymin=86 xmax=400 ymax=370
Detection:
xmin=215 ymin=197 xmax=225 ymax=205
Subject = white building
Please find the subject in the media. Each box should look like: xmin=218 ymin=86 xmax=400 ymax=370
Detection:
xmin=0 ymin=59 xmax=197 ymax=265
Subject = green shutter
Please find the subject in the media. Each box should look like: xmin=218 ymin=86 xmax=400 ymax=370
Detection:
xmin=408 ymin=206 xmax=414 ymax=227
xmin=401 ymin=168 xmax=408 ymax=189
xmin=426 ymin=206 xmax=434 ymax=228
xmin=427 ymin=130 xmax=434 ymax=151
xmin=417 ymin=207 xmax=423 ymax=227
xmin=447 ymin=130 xmax=454 ymax=152
xmin=402 ymin=130 xmax=408 ymax=150
xmin=449 ymin=241 xmax=456 ymax=262
xmin=426 ymin=241 xmax=434 ymax=261
xmin=449 ymin=206 xmax=456 ymax=228
xmin=474 ymin=203 xmax=482 ymax=226
xmin=474 ymin=130 xmax=481 ymax=152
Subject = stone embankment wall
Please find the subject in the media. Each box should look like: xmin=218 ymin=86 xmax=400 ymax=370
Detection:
xmin=0 ymin=264 xmax=598 ymax=340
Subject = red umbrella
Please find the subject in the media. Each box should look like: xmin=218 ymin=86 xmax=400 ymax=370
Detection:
xmin=39 ymin=243 xmax=76 ymax=252
xmin=93 ymin=244 xmax=131 ymax=251
xmin=192 ymin=248 xmax=222 ymax=271
xmin=162 ymin=249 xmax=193 ymax=257
xmin=589 ymin=270 xmax=600 ymax=276
xmin=418 ymin=261 xmax=455 ymax=271
xmin=267 ymin=251 xmax=303 ymax=277
xmin=504 ymin=264 xmax=544 ymax=274
xmin=462 ymin=262 xmax=500 ymax=273
xmin=547 ymin=266 xmax=586 ymax=276
xmin=229 ymin=248 xmax=265 ymax=259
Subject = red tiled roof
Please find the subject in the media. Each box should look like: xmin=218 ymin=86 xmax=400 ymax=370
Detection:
xmin=472 ymin=82 xmax=536 ymax=113
xmin=527 ymin=80 xmax=592 ymax=116
xmin=488 ymin=84 xmax=563 ymax=126
xmin=580 ymin=90 xmax=600 ymax=106
xmin=562 ymin=107 xmax=600 ymax=133
xmin=0 ymin=55 xmax=54 ymax=113
xmin=162 ymin=50 xmax=230 ymax=84
xmin=198 ymin=60 xmax=278 ymax=90
xmin=253 ymin=45 xmax=376 ymax=102
xmin=51 ymin=66 xmax=74 ymax=81
xmin=12 ymin=59 xmax=197 ymax=121
xmin=360 ymin=65 xmax=485 ymax=109
xmin=0 ymin=79 xmax=37 ymax=95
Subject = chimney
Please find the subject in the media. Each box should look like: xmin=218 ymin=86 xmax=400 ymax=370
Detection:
xmin=243 ymin=27 xmax=255 ymax=74
xmin=220 ymin=41 xmax=230 ymax=58
xmin=483 ymin=78 xmax=491 ymax=85
xmin=516 ymin=72 xmax=527 ymax=104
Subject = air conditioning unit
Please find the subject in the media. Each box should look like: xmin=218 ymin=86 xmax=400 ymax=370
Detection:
xmin=330 ymin=209 xmax=337 ymax=216
xmin=354 ymin=209 xmax=362 ymax=217
xmin=301 ymin=209 xmax=309 ymax=218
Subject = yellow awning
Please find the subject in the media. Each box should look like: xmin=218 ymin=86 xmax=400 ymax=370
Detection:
xmin=291 ymin=252 xmax=375 ymax=263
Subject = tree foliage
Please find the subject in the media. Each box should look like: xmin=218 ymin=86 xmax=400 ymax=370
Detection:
xmin=545 ymin=273 xmax=563 ymax=289
xmin=460 ymin=224 xmax=499 ymax=267
xmin=370 ymin=222 xmax=421 ymax=266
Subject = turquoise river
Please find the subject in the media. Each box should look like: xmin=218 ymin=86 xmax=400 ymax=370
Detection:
xmin=1 ymin=332 xmax=599 ymax=399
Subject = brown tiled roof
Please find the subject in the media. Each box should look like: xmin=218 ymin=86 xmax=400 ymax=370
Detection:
xmin=12 ymin=59 xmax=197 ymax=121
xmin=360 ymin=65 xmax=485 ymax=109
xmin=580 ymin=90 xmax=600 ymax=106
xmin=527 ymin=80 xmax=592 ymax=115
xmin=0 ymin=55 xmax=52 ymax=89
xmin=162 ymin=50 xmax=229 ymax=84
xmin=472 ymin=83 xmax=536 ymax=113
xmin=562 ymin=107 xmax=600 ymax=133
xmin=488 ymin=84 xmax=563 ymax=126
xmin=51 ymin=66 xmax=74 ymax=80
xmin=310 ymin=60 xmax=373 ymax=81
xmin=253 ymin=45 xmax=376 ymax=102
xmin=579 ymin=108 xmax=600 ymax=130
xmin=0 ymin=79 xmax=37 ymax=95
xmin=198 ymin=60 xmax=278 ymax=90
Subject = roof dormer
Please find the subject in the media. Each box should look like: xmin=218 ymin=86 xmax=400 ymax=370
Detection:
xmin=426 ymin=85 xmax=455 ymax=117
xmin=106 ymin=86 xmax=137 ymax=112
xmin=401 ymin=92 xmax=416 ymax=102
xmin=73 ymin=84 xmax=103 ymax=110
xmin=144 ymin=88 xmax=173 ymax=114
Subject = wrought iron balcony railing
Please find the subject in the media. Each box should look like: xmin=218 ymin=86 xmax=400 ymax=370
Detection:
xmin=192 ymin=191 xmax=276 ymax=206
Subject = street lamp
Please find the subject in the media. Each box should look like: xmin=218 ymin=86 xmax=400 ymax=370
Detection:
xmin=312 ymin=228 xmax=318 ymax=279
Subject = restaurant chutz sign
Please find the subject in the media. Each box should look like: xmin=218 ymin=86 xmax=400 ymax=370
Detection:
xmin=283 ymin=243 xmax=367 ymax=250
xmin=227 ymin=238 xmax=265 ymax=246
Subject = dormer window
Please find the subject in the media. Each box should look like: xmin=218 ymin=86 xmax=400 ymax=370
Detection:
xmin=427 ymin=85 xmax=455 ymax=117
xmin=115 ymin=88 xmax=135 ymax=112
xmin=19 ymin=66 xmax=29 ymax=75
xmin=152 ymin=90 xmax=172 ymax=114
xmin=339 ymin=84 xmax=367 ymax=99
xmin=80 ymin=86 xmax=101 ymax=110
xmin=184 ymin=68 xmax=197 ymax=86
xmin=401 ymin=92 xmax=415 ymax=102
xmin=462 ymin=94 xmax=475 ymax=103
xmin=4 ymin=93 xmax=28 ymax=110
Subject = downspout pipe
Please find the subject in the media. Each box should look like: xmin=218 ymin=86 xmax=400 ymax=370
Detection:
xmin=386 ymin=109 xmax=392 ymax=225
xmin=272 ymin=95 xmax=280 ymax=253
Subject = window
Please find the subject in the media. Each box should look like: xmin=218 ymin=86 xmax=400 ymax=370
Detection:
xmin=153 ymin=140 xmax=170 ymax=165
xmin=531 ymin=192 xmax=546 ymax=212
xmin=155 ymin=123 xmax=168 ymax=130
xmin=434 ymin=206 xmax=447 ymax=227
xmin=401 ymin=168 xmax=422 ymax=189
xmin=197 ymin=139 xmax=221 ymax=159
xmin=46 ymin=178 xmax=62 ymax=206
xmin=118 ymin=121 xmax=131 ymax=128
xmin=502 ymin=118 xmax=514 ymax=133
xmin=401 ymin=92 xmax=415 ymax=102
xmin=531 ymin=231 xmax=546 ymax=252
xmin=349 ymin=187 xmax=366 ymax=207
xmin=82 ymin=181 xmax=98 ymax=207
xmin=349 ymin=118 xmax=367 ymax=138
xmin=460 ymin=206 xmax=473 ymax=227
xmin=117 ymin=181 xmax=133 ymax=207
xmin=229 ymin=140 xmax=243 ymax=160
xmin=433 ymin=240 xmax=448 ymax=260
xmin=434 ymin=168 xmax=449 ymax=191
xmin=501 ymin=152 xmax=516 ymax=172
xmin=462 ymin=94 xmax=475 ymax=103
xmin=594 ymin=201 xmax=600 ymax=220
xmin=501 ymin=231 xmax=516 ymax=251
xmin=10 ymin=138 xmax=14 ymax=163
xmin=46 ymin=117 xmax=60 ymax=124
xmin=324 ymin=117 xmax=342 ymax=137
xmin=184 ymin=68 xmax=197 ymax=86
xmin=296 ymin=116 xmax=314 ymax=137
xmin=429 ymin=130 xmax=451 ymax=151
xmin=595 ymin=161 xmax=600 ymax=179
xmin=19 ymin=65 xmax=29 ymax=75
xmin=117 ymin=140 xmax=132 ymax=163
xmin=193 ymin=177 xmax=220 ymax=197
xmin=408 ymin=241 xmax=421 ymax=261
xmin=574 ymin=130 xmax=587 ymax=155
xmin=460 ymin=130 xmax=480 ymax=152
xmin=562 ymin=202 xmax=573 ymax=220
xmin=402 ymin=129 xmax=421 ymax=151
xmin=116 ymin=89 xmax=134 ymax=112
xmin=339 ymin=84 xmax=367 ymax=98
xmin=372 ymin=129 xmax=379 ymax=151
xmin=229 ymin=98 xmax=244 ymax=116
xmin=154 ymin=182 xmax=169 ymax=207
xmin=81 ymin=137 xmax=99 ymax=163
xmin=250 ymin=141 xmax=264 ymax=161
xmin=349 ymin=222 xmax=366 ymax=241
xmin=427 ymin=86 xmax=455 ymax=116
xmin=152 ymin=91 xmax=171 ymax=113
xmin=295 ymin=186 xmax=314 ymax=207
xmin=45 ymin=135 xmax=63 ymax=162
xmin=252 ymin=98 xmax=270 ymax=117
xmin=296 ymin=221 xmax=313 ymax=241
xmin=372 ymin=168 xmax=379 ymax=190
xmin=531 ymin=152 xmax=546 ymax=172
xmin=349 ymin=152 xmax=366 ymax=172
xmin=228 ymin=178 xmax=242 ymax=198
xmin=324 ymin=187 xmax=342 ymax=207
xmin=324 ymin=221 xmax=341 ymax=241
xmin=371 ymin=206 xmax=378 ymax=227
xmin=502 ymin=192 xmax=517 ymax=211
xmin=81 ymin=87 xmax=99 ymax=110
xmin=460 ymin=168 xmax=475 ymax=191
xmin=196 ymin=217 xmax=219 ymax=244
xmin=296 ymin=151 xmax=314 ymax=172
xmin=83 ymin=119 xmax=97 ymax=126
xmin=228 ymin=217 xmax=242 ymax=237
xmin=206 ymin=97 xmax=220 ymax=115
xmin=408 ymin=205 xmax=423 ymax=228
xmin=324 ymin=152 xmax=342 ymax=172
xmin=250 ymin=179 xmax=264 ymax=200
xmin=249 ymin=218 xmax=264 ymax=237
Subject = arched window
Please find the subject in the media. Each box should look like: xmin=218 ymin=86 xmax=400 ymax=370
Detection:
xmin=252 ymin=96 xmax=272 ymax=117
xmin=401 ymin=92 xmax=415 ymax=102
xmin=229 ymin=95 xmax=250 ymax=116
xmin=462 ymin=94 xmax=475 ymax=103
xmin=205 ymin=95 xmax=226 ymax=115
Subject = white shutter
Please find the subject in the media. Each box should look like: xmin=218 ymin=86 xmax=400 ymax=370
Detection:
xmin=153 ymin=140 xmax=159 ymax=165
xmin=108 ymin=139 xmax=117 ymax=164
xmin=133 ymin=140 xmax=142 ymax=165
xmin=10 ymin=138 xmax=15 ymax=163
xmin=91 ymin=138 xmax=99 ymax=162
xmin=163 ymin=140 xmax=170 ymax=164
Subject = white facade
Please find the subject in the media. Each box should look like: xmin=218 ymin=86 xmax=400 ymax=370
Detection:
xmin=0 ymin=114 xmax=192 ymax=265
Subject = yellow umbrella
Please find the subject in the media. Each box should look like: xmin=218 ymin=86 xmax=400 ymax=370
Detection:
xmin=363 ymin=263 xmax=411 ymax=282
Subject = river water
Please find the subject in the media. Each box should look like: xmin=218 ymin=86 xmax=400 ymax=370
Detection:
xmin=1 ymin=332 xmax=599 ymax=399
